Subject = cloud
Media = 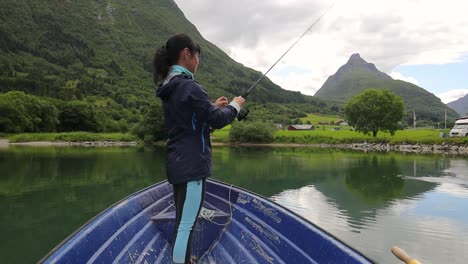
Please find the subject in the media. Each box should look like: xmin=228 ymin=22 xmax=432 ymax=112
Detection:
xmin=174 ymin=0 xmax=468 ymax=94
xmin=390 ymin=71 xmax=420 ymax=86
xmin=436 ymin=89 xmax=468 ymax=104
xmin=271 ymin=182 xmax=468 ymax=263
xmin=268 ymin=68 xmax=322 ymax=96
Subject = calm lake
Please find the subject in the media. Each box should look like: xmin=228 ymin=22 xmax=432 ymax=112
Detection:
xmin=0 ymin=146 xmax=467 ymax=263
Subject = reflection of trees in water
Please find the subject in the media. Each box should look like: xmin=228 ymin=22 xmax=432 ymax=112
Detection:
xmin=0 ymin=146 xmax=455 ymax=262
xmin=212 ymin=147 xmax=360 ymax=197
xmin=398 ymin=156 xmax=451 ymax=178
xmin=213 ymin=147 xmax=447 ymax=205
xmin=345 ymin=155 xmax=404 ymax=202
xmin=0 ymin=146 xmax=166 ymax=196
xmin=311 ymin=154 xmax=443 ymax=227
xmin=0 ymin=146 xmax=167 ymax=264
xmin=313 ymin=154 xmax=447 ymax=205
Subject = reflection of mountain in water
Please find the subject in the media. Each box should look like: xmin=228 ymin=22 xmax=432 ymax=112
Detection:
xmin=1 ymin=146 xmax=460 ymax=262
xmin=219 ymin=148 xmax=450 ymax=227
xmin=402 ymin=159 xmax=468 ymax=198
xmin=310 ymin=155 xmax=445 ymax=226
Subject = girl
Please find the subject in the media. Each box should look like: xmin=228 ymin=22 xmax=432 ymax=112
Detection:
xmin=153 ymin=33 xmax=245 ymax=264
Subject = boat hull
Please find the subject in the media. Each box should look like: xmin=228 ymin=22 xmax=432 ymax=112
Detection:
xmin=41 ymin=179 xmax=373 ymax=263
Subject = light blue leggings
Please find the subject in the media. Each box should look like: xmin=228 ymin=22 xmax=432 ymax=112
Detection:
xmin=172 ymin=179 xmax=204 ymax=264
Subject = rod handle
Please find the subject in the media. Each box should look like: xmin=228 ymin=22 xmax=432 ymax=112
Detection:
xmin=237 ymin=108 xmax=249 ymax=121
xmin=391 ymin=246 xmax=422 ymax=264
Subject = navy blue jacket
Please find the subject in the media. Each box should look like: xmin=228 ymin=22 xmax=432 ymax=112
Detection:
xmin=156 ymin=73 xmax=239 ymax=184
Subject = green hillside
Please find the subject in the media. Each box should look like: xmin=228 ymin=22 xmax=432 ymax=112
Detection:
xmin=0 ymin=0 xmax=338 ymax=133
xmin=315 ymin=53 xmax=459 ymax=125
xmin=301 ymin=113 xmax=344 ymax=123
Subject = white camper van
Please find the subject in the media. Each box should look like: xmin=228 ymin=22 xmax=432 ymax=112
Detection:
xmin=449 ymin=116 xmax=468 ymax=137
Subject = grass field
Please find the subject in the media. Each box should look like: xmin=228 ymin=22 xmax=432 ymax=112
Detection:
xmin=211 ymin=125 xmax=231 ymax=143
xmin=6 ymin=132 xmax=139 ymax=143
xmin=300 ymin=113 xmax=345 ymax=124
xmin=213 ymin=127 xmax=467 ymax=144
xmin=274 ymin=129 xmax=468 ymax=144
xmin=212 ymin=113 xmax=468 ymax=145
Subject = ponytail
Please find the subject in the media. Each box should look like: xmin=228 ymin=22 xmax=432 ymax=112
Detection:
xmin=152 ymin=34 xmax=201 ymax=85
xmin=152 ymin=45 xmax=170 ymax=84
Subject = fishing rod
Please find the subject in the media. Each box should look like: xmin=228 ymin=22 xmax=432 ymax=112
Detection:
xmin=238 ymin=2 xmax=335 ymax=121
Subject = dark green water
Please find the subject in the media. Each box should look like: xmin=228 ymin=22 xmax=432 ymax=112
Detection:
xmin=1 ymin=146 xmax=467 ymax=263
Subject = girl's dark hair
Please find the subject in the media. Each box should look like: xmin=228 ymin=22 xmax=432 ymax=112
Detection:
xmin=152 ymin=33 xmax=201 ymax=84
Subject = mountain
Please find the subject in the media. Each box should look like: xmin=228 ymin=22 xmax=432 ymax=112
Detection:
xmin=447 ymin=94 xmax=468 ymax=116
xmin=0 ymin=0 xmax=337 ymax=133
xmin=314 ymin=53 xmax=459 ymax=124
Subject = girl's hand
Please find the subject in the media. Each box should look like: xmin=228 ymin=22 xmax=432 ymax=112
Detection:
xmin=215 ymin=96 xmax=229 ymax=108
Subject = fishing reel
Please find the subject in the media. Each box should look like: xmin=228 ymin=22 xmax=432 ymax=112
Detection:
xmin=237 ymin=108 xmax=250 ymax=121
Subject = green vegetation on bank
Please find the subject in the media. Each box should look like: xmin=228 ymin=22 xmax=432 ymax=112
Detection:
xmin=229 ymin=121 xmax=275 ymax=143
xmin=4 ymin=110 xmax=466 ymax=146
xmin=7 ymin=132 xmax=139 ymax=143
xmin=3 ymin=127 xmax=466 ymax=146
xmin=274 ymin=129 xmax=467 ymax=145
xmin=211 ymin=112 xmax=467 ymax=145
xmin=212 ymin=127 xmax=467 ymax=145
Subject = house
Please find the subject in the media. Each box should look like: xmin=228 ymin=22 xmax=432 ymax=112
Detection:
xmin=288 ymin=124 xmax=315 ymax=130
xmin=318 ymin=121 xmax=330 ymax=125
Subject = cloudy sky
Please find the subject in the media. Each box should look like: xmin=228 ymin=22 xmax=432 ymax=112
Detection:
xmin=173 ymin=0 xmax=468 ymax=103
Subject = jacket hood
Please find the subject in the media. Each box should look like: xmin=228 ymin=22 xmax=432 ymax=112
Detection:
xmin=156 ymin=72 xmax=191 ymax=101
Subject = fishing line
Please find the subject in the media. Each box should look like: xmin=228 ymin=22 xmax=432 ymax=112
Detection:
xmin=238 ymin=2 xmax=336 ymax=120
xmin=168 ymin=184 xmax=233 ymax=226
xmin=199 ymin=184 xmax=233 ymax=226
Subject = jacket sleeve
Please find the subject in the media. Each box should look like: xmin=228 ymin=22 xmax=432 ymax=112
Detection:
xmin=187 ymin=81 xmax=238 ymax=129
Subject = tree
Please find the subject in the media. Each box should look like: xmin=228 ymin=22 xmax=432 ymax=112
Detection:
xmin=0 ymin=97 xmax=28 ymax=132
xmin=293 ymin=118 xmax=303 ymax=125
xmin=133 ymin=103 xmax=166 ymax=141
xmin=229 ymin=121 xmax=275 ymax=143
xmin=0 ymin=91 xmax=58 ymax=132
xmin=345 ymin=89 xmax=404 ymax=137
xmin=57 ymin=100 xmax=100 ymax=132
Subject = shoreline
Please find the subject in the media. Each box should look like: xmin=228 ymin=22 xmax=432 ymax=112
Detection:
xmin=211 ymin=142 xmax=468 ymax=155
xmin=1 ymin=139 xmax=467 ymax=155
xmin=0 ymin=139 xmax=139 ymax=147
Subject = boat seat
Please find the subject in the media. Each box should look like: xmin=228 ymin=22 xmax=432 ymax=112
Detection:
xmin=151 ymin=207 xmax=230 ymax=223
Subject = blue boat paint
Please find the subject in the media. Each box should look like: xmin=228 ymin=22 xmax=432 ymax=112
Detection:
xmin=40 ymin=179 xmax=375 ymax=264
xmin=172 ymin=179 xmax=204 ymax=263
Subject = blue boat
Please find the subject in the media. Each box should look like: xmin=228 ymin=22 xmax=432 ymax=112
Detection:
xmin=41 ymin=179 xmax=374 ymax=263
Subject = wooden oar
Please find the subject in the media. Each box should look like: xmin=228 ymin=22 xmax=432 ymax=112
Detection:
xmin=391 ymin=246 xmax=422 ymax=264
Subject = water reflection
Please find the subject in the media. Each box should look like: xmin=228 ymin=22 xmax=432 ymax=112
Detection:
xmin=0 ymin=146 xmax=166 ymax=264
xmin=266 ymin=151 xmax=468 ymax=264
xmin=344 ymin=156 xmax=405 ymax=202
xmin=1 ymin=146 xmax=467 ymax=263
